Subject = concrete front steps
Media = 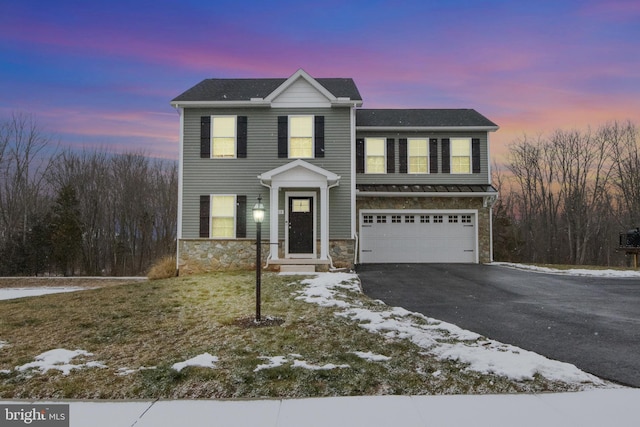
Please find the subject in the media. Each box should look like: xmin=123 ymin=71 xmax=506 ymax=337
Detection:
xmin=268 ymin=258 xmax=331 ymax=273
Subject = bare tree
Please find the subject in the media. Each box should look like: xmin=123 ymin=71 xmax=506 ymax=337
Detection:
xmin=0 ymin=113 xmax=55 ymax=274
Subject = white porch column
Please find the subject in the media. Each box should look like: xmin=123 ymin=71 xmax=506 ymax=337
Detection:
xmin=269 ymin=184 xmax=280 ymax=260
xmin=320 ymin=183 xmax=328 ymax=260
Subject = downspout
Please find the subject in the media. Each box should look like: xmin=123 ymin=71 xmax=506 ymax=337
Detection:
xmin=175 ymin=106 xmax=184 ymax=275
xmin=327 ymin=180 xmax=340 ymax=271
xmin=259 ymin=178 xmax=274 ymax=268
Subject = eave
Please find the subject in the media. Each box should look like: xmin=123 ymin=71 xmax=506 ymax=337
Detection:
xmin=356 ymin=126 xmax=500 ymax=132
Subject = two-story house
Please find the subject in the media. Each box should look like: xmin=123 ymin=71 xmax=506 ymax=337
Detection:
xmin=171 ymin=69 xmax=498 ymax=273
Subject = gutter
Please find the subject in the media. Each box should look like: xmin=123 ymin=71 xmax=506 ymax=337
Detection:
xmin=356 ymin=126 xmax=499 ymax=132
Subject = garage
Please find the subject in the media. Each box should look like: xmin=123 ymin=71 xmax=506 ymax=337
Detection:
xmin=358 ymin=210 xmax=477 ymax=263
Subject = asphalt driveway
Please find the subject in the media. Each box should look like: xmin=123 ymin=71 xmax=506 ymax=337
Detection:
xmin=357 ymin=263 xmax=640 ymax=388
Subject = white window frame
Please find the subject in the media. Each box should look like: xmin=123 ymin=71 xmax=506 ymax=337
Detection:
xmin=408 ymin=138 xmax=429 ymax=174
xmin=210 ymin=194 xmax=236 ymax=238
xmin=211 ymin=116 xmax=237 ymax=159
xmin=365 ymin=137 xmax=386 ymax=174
xmin=451 ymin=137 xmax=472 ymax=174
xmin=288 ymin=115 xmax=314 ymax=159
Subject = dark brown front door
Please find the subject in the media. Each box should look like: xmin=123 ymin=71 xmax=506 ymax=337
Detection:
xmin=288 ymin=197 xmax=313 ymax=254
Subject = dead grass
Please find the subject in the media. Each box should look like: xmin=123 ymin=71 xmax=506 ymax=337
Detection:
xmin=147 ymin=256 xmax=177 ymax=280
xmin=0 ymin=273 xmax=577 ymax=399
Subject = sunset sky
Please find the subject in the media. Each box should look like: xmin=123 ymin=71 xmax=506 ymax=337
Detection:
xmin=1 ymin=0 xmax=638 ymax=162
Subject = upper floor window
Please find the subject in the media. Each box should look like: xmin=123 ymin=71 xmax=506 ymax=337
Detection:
xmin=289 ymin=116 xmax=313 ymax=158
xmin=408 ymin=138 xmax=428 ymax=174
xmin=451 ymin=138 xmax=471 ymax=174
xmin=366 ymin=138 xmax=386 ymax=174
xmin=211 ymin=195 xmax=236 ymax=238
xmin=212 ymin=116 xmax=237 ymax=158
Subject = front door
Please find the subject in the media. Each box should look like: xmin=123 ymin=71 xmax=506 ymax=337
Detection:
xmin=288 ymin=196 xmax=314 ymax=255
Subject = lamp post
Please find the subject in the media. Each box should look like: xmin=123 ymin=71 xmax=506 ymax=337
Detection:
xmin=252 ymin=195 xmax=265 ymax=322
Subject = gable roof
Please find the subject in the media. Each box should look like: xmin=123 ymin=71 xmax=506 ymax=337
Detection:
xmin=171 ymin=69 xmax=362 ymax=106
xmin=356 ymin=109 xmax=499 ymax=131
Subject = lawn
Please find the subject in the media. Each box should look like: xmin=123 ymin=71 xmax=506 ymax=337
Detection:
xmin=0 ymin=272 xmax=601 ymax=399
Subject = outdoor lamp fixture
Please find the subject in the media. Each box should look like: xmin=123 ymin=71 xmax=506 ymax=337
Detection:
xmin=252 ymin=195 xmax=265 ymax=322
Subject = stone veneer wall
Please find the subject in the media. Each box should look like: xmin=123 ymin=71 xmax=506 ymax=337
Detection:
xmin=178 ymin=239 xmax=355 ymax=274
xmin=356 ymin=196 xmax=493 ymax=263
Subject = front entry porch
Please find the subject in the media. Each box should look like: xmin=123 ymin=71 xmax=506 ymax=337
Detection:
xmin=258 ymin=160 xmax=341 ymax=272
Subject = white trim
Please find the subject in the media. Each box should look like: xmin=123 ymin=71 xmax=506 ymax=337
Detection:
xmin=407 ymin=138 xmax=430 ymax=174
xmin=209 ymin=194 xmax=237 ymax=239
xmin=350 ymin=106 xmax=357 ymax=238
xmin=356 ymin=190 xmax=497 ymax=198
xmin=450 ymin=137 xmax=472 ymax=175
xmin=170 ymin=100 xmax=270 ymax=108
xmin=359 ymin=209 xmax=479 ymax=264
xmin=288 ymin=115 xmax=314 ymax=159
xmin=265 ymin=69 xmax=337 ymax=104
xmin=356 ymin=126 xmax=499 ymax=132
xmin=487 ymin=131 xmax=492 ymax=185
xmin=364 ymin=137 xmax=387 ymax=174
xmin=258 ymin=159 xmax=340 ymax=184
xmin=176 ymin=107 xmax=184 ymax=270
xmin=210 ymin=115 xmax=237 ymax=159
xmin=285 ymin=191 xmax=317 ymax=258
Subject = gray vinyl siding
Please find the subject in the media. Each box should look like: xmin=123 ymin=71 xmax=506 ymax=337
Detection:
xmin=356 ymin=131 xmax=491 ymax=185
xmin=181 ymin=107 xmax=353 ymax=240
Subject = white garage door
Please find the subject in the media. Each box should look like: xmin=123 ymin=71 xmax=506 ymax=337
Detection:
xmin=359 ymin=211 xmax=477 ymax=263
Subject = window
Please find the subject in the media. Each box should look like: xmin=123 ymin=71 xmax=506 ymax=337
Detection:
xmin=211 ymin=116 xmax=236 ymax=158
xmin=420 ymin=215 xmax=430 ymax=223
xmin=363 ymin=215 xmax=374 ymax=224
xmin=392 ymin=215 xmax=402 ymax=223
xmin=289 ymin=116 xmax=313 ymax=158
xmin=408 ymin=139 xmax=428 ymax=173
xmin=433 ymin=215 xmax=443 ymax=223
xmin=405 ymin=215 xmax=415 ymax=223
xmin=449 ymin=215 xmax=459 ymax=223
xmin=376 ymin=215 xmax=387 ymax=223
xmin=366 ymin=138 xmax=386 ymax=173
xmin=451 ymin=138 xmax=471 ymax=174
xmin=211 ymin=195 xmax=236 ymax=238
xmin=461 ymin=215 xmax=472 ymax=224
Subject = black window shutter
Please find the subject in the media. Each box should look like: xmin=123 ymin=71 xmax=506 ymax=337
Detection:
xmin=236 ymin=195 xmax=247 ymax=238
xmin=472 ymin=138 xmax=481 ymax=173
xmin=314 ymin=116 xmax=325 ymax=158
xmin=200 ymin=117 xmax=211 ymax=158
xmin=399 ymin=139 xmax=408 ymax=174
xmin=237 ymin=116 xmax=247 ymax=158
xmin=429 ymin=138 xmax=438 ymax=173
xmin=277 ymin=116 xmax=288 ymax=158
xmin=386 ymin=138 xmax=395 ymax=174
xmin=356 ymin=138 xmax=365 ymax=173
xmin=199 ymin=195 xmax=210 ymax=238
xmin=441 ymin=138 xmax=450 ymax=173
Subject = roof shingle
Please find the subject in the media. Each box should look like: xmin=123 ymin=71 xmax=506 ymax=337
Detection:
xmin=172 ymin=78 xmax=362 ymax=102
xmin=356 ymin=109 xmax=498 ymax=128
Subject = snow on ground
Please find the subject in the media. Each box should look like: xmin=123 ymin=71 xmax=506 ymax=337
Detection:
xmin=492 ymin=262 xmax=640 ymax=277
xmin=0 ymin=287 xmax=85 ymax=301
xmin=14 ymin=349 xmax=106 ymax=376
xmin=117 ymin=366 xmax=157 ymax=376
xmin=254 ymin=354 xmax=350 ymax=372
xmin=293 ymin=273 xmax=605 ymax=387
xmin=171 ymin=353 xmax=219 ymax=372
xmin=351 ymin=351 xmax=391 ymax=362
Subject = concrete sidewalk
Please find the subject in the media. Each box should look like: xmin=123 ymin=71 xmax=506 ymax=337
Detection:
xmin=8 ymin=388 xmax=637 ymax=426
